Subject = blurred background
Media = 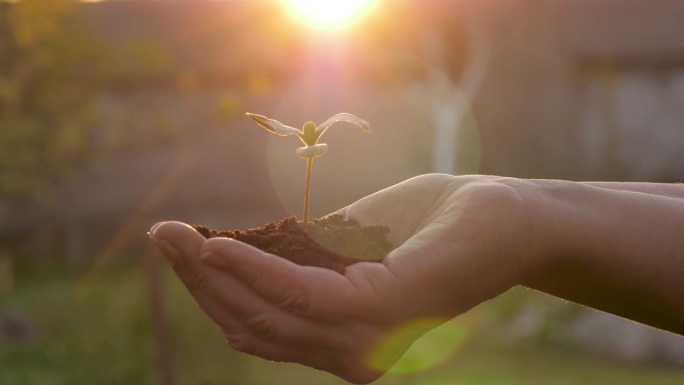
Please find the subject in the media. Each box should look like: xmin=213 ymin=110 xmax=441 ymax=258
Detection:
xmin=1 ymin=0 xmax=684 ymax=384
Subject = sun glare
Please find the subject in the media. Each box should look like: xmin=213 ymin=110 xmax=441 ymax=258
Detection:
xmin=281 ymin=0 xmax=377 ymax=32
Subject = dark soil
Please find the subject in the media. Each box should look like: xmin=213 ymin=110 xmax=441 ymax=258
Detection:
xmin=193 ymin=214 xmax=392 ymax=274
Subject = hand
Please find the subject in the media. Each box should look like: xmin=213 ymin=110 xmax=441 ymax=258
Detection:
xmin=150 ymin=174 xmax=535 ymax=384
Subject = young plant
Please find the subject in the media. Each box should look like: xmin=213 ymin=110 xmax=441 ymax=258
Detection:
xmin=246 ymin=112 xmax=370 ymax=224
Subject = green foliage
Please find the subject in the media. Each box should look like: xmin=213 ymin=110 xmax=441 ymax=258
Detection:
xmin=2 ymin=269 xmax=155 ymax=385
xmin=0 ymin=0 xmax=107 ymax=198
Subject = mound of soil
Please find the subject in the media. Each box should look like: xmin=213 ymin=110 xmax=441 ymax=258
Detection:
xmin=193 ymin=214 xmax=392 ymax=274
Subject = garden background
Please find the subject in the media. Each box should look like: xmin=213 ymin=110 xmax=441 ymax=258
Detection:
xmin=2 ymin=1 xmax=684 ymax=384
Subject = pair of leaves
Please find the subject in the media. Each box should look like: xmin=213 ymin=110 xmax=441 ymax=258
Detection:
xmin=246 ymin=112 xmax=370 ymax=147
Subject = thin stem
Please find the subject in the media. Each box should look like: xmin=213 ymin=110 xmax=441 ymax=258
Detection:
xmin=303 ymin=157 xmax=313 ymax=224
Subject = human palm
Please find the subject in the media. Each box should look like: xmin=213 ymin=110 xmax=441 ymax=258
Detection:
xmin=151 ymin=174 xmax=532 ymax=384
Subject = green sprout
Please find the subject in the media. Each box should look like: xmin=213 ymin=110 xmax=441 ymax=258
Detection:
xmin=246 ymin=112 xmax=371 ymax=224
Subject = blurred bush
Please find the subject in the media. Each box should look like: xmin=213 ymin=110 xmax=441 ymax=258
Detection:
xmin=0 ymin=0 xmax=108 ymax=199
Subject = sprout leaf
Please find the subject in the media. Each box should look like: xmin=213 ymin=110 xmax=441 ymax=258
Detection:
xmin=245 ymin=111 xmax=370 ymax=223
xmin=246 ymin=113 xmax=302 ymax=137
xmin=316 ymin=113 xmax=371 ymax=137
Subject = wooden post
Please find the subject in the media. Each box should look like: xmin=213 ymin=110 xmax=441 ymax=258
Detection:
xmin=143 ymin=244 xmax=177 ymax=385
xmin=0 ymin=249 xmax=12 ymax=300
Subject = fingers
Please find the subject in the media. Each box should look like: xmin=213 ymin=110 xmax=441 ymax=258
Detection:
xmin=227 ymin=333 xmax=383 ymax=385
xmin=199 ymin=233 xmax=437 ymax=323
xmin=149 ymin=221 xmax=394 ymax=383
xmin=150 ymin=221 xmax=205 ymax=264
xmin=150 ymin=222 xmax=379 ymax=351
xmin=199 ymin=237 xmax=377 ymax=321
xmin=200 ymin=261 xmax=373 ymax=352
xmin=200 ymin=255 xmax=388 ymax=383
xmin=150 ymin=221 xmax=247 ymax=331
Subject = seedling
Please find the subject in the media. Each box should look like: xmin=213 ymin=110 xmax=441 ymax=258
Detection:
xmin=246 ymin=112 xmax=370 ymax=224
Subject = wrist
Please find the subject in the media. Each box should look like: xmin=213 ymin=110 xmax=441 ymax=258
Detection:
xmin=497 ymin=177 xmax=567 ymax=289
xmin=450 ymin=176 xmax=551 ymax=297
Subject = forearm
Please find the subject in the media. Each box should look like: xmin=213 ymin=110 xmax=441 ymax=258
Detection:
xmin=584 ymin=181 xmax=684 ymax=199
xmin=518 ymin=179 xmax=684 ymax=334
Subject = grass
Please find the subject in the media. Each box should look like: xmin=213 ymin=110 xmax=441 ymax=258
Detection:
xmin=2 ymin=258 xmax=684 ymax=385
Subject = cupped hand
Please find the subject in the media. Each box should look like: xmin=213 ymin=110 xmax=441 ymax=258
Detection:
xmin=150 ymin=174 xmax=535 ymax=384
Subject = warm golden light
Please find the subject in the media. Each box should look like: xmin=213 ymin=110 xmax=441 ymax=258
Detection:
xmin=281 ymin=0 xmax=377 ymax=32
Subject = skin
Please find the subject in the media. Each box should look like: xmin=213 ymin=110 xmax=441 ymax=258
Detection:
xmin=149 ymin=174 xmax=684 ymax=384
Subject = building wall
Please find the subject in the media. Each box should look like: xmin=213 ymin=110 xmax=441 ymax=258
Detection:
xmin=472 ymin=0 xmax=684 ymax=181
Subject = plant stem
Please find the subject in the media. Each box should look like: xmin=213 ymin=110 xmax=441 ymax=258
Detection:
xmin=303 ymin=157 xmax=313 ymax=224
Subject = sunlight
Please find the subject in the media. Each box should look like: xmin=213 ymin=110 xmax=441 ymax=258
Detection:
xmin=281 ymin=0 xmax=378 ymax=32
